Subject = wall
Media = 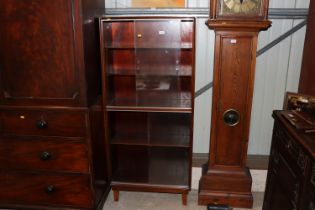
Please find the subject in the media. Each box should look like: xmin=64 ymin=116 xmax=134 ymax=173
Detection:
xmin=105 ymin=0 xmax=209 ymax=7
xmin=249 ymin=0 xmax=309 ymax=155
xmin=104 ymin=0 xmax=309 ymax=155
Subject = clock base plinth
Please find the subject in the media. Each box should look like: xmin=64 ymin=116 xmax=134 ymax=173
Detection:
xmin=198 ymin=164 xmax=253 ymax=208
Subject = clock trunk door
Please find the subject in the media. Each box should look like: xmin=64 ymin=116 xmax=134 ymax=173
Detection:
xmin=0 ymin=0 xmax=85 ymax=106
xmin=211 ymin=32 xmax=257 ymax=166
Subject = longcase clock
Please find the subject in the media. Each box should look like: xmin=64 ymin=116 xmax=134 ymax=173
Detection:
xmin=198 ymin=0 xmax=271 ymax=208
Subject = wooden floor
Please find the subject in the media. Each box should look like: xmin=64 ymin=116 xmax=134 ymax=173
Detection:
xmin=103 ymin=190 xmax=264 ymax=210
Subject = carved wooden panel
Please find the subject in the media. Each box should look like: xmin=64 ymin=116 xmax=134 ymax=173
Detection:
xmin=263 ymin=111 xmax=315 ymax=210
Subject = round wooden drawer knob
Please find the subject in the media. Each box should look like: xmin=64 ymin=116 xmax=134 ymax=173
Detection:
xmin=36 ymin=120 xmax=48 ymax=129
xmin=40 ymin=151 xmax=52 ymax=161
xmin=45 ymin=185 xmax=56 ymax=194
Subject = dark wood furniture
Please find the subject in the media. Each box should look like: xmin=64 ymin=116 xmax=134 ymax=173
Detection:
xmin=263 ymin=111 xmax=315 ymax=210
xmin=0 ymin=1 xmax=109 ymax=209
xmin=299 ymin=0 xmax=315 ymax=95
xmin=99 ymin=17 xmax=195 ymax=205
xmin=198 ymin=0 xmax=271 ymax=208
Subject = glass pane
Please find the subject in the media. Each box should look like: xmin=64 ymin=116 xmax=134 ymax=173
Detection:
xmin=103 ymin=20 xmax=136 ymax=106
xmin=149 ymin=113 xmax=191 ymax=147
xmin=103 ymin=21 xmax=134 ymax=48
xmin=111 ymin=145 xmax=149 ymax=183
xmin=109 ymin=112 xmax=148 ymax=145
xmin=149 ymin=147 xmax=189 ymax=186
xmin=135 ymin=19 xmax=191 ymax=109
xmin=135 ymin=19 xmax=181 ymax=48
xmin=103 ymin=18 xmax=194 ymax=110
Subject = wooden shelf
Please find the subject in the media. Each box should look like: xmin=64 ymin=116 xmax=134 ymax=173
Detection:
xmin=110 ymin=182 xmax=189 ymax=192
xmin=107 ymin=106 xmax=192 ymax=113
xmin=110 ymin=134 xmax=148 ymax=146
xmin=107 ymin=98 xmax=192 ymax=113
xmin=150 ymin=135 xmax=190 ymax=147
xmin=108 ymin=68 xmax=135 ymax=76
xmin=105 ymin=43 xmax=193 ymax=49
xmin=108 ymin=65 xmax=192 ymax=76
xmin=111 ymin=135 xmax=190 ymax=148
xmin=105 ymin=44 xmax=134 ymax=49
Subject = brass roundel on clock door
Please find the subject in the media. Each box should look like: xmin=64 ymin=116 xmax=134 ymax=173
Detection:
xmin=223 ymin=109 xmax=240 ymax=126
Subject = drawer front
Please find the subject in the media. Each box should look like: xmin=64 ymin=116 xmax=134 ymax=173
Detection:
xmin=274 ymin=154 xmax=301 ymax=209
xmin=310 ymin=161 xmax=315 ymax=189
xmin=0 ymin=109 xmax=86 ymax=137
xmin=0 ymin=172 xmax=93 ymax=208
xmin=0 ymin=138 xmax=89 ymax=173
xmin=305 ymin=193 xmax=315 ymax=210
xmin=275 ymin=126 xmax=307 ymax=176
xmin=302 ymin=161 xmax=315 ymax=210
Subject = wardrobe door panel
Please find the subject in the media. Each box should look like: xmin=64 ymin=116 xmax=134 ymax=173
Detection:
xmin=0 ymin=0 xmax=84 ymax=106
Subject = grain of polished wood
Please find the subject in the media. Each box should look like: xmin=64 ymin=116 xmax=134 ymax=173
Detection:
xmin=0 ymin=138 xmax=89 ymax=173
xmin=0 ymin=108 xmax=86 ymax=137
xmin=299 ymin=0 xmax=315 ymax=96
xmin=198 ymin=0 xmax=271 ymax=208
xmin=100 ymin=17 xmax=196 ymax=205
xmin=0 ymin=0 xmax=109 ymax=209
xmin=0 ymin=172 xmax=93 ymax=208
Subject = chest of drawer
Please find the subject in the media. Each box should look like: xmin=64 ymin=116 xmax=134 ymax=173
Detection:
xmin=0 ymin=137 xmax=89 ymax=173
xmin=310 ymin=161 xmax=315 ymax=189
xmin=276 ymin=154 xmax=301 ymax=208
xmin=0 ymin=109 xmax=86 ymax=137
xmin=0 ymin=171 xmax=93 ymax=209
xmin=275 ymin=126 xmax=308 ymax=176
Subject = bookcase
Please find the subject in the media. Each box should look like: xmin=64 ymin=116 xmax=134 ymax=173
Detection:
xmin=99 ymin=17 xmax=195 ymax=205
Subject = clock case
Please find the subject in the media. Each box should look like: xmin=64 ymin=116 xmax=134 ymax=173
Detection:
xmin=198 ymin=0 xmax=271 ymax=208
xmin=210 ymin=0 xmax=269 ymax=20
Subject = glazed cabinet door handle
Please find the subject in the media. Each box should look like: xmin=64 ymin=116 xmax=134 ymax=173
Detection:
xmin=36 ymin=119 xmax=48 ymax=129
